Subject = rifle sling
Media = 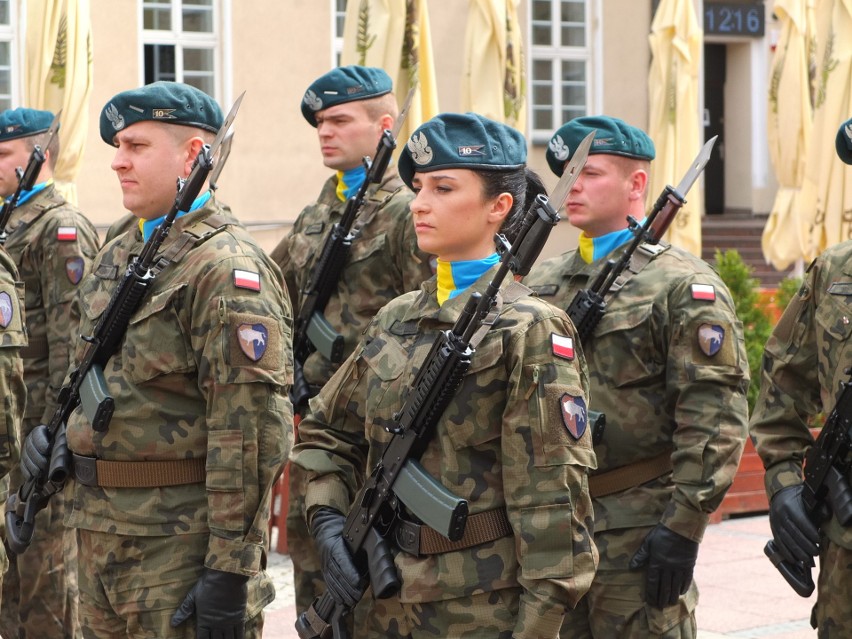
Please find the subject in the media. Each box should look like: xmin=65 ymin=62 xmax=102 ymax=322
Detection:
xmin=350 ymin=175 xmax=405 ymax=235
xmin=607 ymin=242 xmax=669 ymax=294
xmin=588 ymin=449 xmax=673 ymax=498
xmin=72 ymin=453 xmax=205 ymax=488
xmin=394 ymin=507 xmax=512 ymax=556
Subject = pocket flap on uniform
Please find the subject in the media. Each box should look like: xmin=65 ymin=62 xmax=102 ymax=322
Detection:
xmin=129 ymin=283 xmax=188 ymax=325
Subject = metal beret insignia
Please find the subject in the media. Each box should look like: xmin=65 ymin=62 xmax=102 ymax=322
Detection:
xmin=0 ymin=291 xmax=12 ymax=328
xmin=105 ymin=103 xmax=125 ymax=131
xmin=846 ymin=123 xmax=852 ymax=144
xmin=407 ymin=132 xmax=433 ymax=166
xmin=304 ymin=89 xmax=323 ymax=112
xmin=560 ymin=393 xmax=587 ymax=440
xmin=549 ymin=134 xmax=570 ymax=162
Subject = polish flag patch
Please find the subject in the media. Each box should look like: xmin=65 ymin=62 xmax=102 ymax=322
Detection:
xmin=57 ymin=226 xmax=77 ymax=241
xmin=691 ymin=284 xmax=716 ymax=301
xmin=233 ymin=269 xmax=261 ymax=291
xmin=551 ymin=333 xmax=574 ymax=360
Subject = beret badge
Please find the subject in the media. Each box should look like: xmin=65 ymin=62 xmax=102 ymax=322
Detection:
xmin=304 ymin=89 xmax=323 ymax=113
xmin=105 ymin=103 xmax=125 ymax=132
xmin=549 ymin=134 xmax=570 ymax=162
xmin=407 ymin=132 xmax=433 ymax=166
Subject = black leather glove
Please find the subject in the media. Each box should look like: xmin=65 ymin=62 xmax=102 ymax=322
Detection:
xmin=21 ymin=424 xmax=51 ymax=485
xmin=170 ymin=568 xmax=249 ymax=639
xmin=768 ymin=484 xmax=820 ymax=565
xmin=629 ymin=524 xmax=699 ymax=609
xmin=311 ymin=506 xmax=365 ymax=607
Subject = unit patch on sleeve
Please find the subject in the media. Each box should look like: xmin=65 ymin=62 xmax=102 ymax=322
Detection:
xmin=66 ymin=257 xmax=85 ymax=284
xmin=0 ymin=291 xmax=12 ymax=328
xmin=237 ymin=322 xmax=269 ymax=361
xmin=691 ymin=283 xmax=716 ymax=301
xmin=233 ymin=269 xmax=261 ymax=291
xmin=697 ymin=323 xmax=725 ymax=357
xmin=551 ymin=333 xmax=575 ymax=360
xmin=560 ymin=393 xmax=587 ymax=440
xmin=57 ymin=226 xmax=77 ymax=241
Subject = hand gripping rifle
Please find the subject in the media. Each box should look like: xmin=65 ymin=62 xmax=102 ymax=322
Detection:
xmin=566 ymin=136 xmax=718 ymax=342
xmin=4 ymin=94 xmax=245 ymax=554
xmin=295 ymin=150 xmax=592 ymax=639
xmin=290 ymin=88 xmax=416 ymax=414
xmin=0 ymin=110 xmax=62 ymax=245
xmin=764 ymin=374 xmax=852 ymax=597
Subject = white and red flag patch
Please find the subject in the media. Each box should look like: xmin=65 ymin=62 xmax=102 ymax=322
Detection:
xmin=551 ymin=333 xmax=574 ymax=360
xmin=57 ymin=226 xmax=77 ymax=241
xmin=691 ymin=284 xmax=716 ymax=301
xmin=233 ymin=269 xmax=261 ymax=291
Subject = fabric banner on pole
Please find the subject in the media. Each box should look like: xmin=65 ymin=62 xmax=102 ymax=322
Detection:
xmin=795 ymin=0 xmax=852 ymax=260
xmin=461 ymin=0 xmax=525 ymax=129
xmin=762 ymin=0 xmax=814 ymax=270
xmin=647 ymin=0 xmax=703 ymax=257
xmin=25 ymin=0 xmax=93 ymax=205
xmin=341 ymin=0 xmax=439 ymax=147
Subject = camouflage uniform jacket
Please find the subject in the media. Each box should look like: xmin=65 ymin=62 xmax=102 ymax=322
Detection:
xmin=293 ymin=270 xmax=598 ymax=636
xmin=2 ymin=183 xmax=99 ymax=425
xmin=749 ymin=240 xmax=852 ymax=549
xmin=0 ymin=246 xmax=25 ymax=476
xmin=525 ymin=242 xmax=749 ymax=542
xmin=65 ymin=198 xmax=294 ymax=577
xmin=270 ymin=168 xmax=433 ymax=388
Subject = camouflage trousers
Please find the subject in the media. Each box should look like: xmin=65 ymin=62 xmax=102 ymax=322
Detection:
xmin=812 ymin=537 xmax=852 ymax=638
xmin=560 ymin=526 xmax=698 ymax=639
xmin=75 ymin=529 xmax=272 ymax=639
xmin=0 ymin=476 xmax=80 ymax=639
xmin=358 ymin=587 xmax=518 ymax=638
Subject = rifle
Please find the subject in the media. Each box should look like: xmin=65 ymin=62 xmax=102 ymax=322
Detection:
xmin=0 ymin=111 xmax=62 ymax=245
xmin=294 ymin=149 xmax=592 ymax=639
xmin=4 ymin=94 xmax=244 ymax=554
xmin=290 ymin=88 xmax=416 ymax=413
xmin=764 ymin=377 xmax=852 ymax=597
xmin=566 ymin=136 xmax=718 ymax=342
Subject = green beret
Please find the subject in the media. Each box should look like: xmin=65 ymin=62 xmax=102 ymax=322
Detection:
xmin=100 ymin=81 xmax=223 ymax=145
xmin=398 ymin=112 xmax=527 ymax=189
xmin=836 ymin=117 xmax=852 ymax=165
xmin=301 ymin=65 xmax=392 ymax=127
xmin=0 ymin=108 xmax=57 ymax=142
xmin=546 ymin=116 xmax=655 ymax=176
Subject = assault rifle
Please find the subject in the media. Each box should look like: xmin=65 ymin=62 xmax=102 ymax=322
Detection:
xmin=290 ymin=89 xmax=415 ymax=413
xmin=566 ymin=136 xmax=718 ymax=341
xmin=764 ymin=376 xmax=852 ymax=597
xmin=294 ymin=144 xmax=593 ymax=639
xmin=4 ymin=94 xmax=244 ymax=554
xmin=0 ymin=110 xmax=62 ymax=245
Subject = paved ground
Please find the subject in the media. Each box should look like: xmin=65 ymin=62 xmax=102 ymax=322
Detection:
xmin=262 ymin=513 xmax=819 ymax=638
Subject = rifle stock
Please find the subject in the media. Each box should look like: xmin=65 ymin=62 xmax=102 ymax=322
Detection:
xmin=295 ymin=188 xmax=565 ymax=639
xmin=4 ymin=95 xmax=243 ymax=553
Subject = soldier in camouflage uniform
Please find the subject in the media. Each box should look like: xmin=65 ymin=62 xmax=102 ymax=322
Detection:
xmin=269 ymin=65 xmax=433 ymax=617
xmin=17 ymin=82 xmax=293 ymax=638
xmin=0 ymin=108 xmax=100 ymax=639
xmin=524 ymin=116 xmax=749 ymax=638
xmin=292 ymin=113 xmax=598 ymax=639
xmin=0 ymin=246 xmax=25 ymax=611
xmin=749 ymin=120 xmax=852 ymax=637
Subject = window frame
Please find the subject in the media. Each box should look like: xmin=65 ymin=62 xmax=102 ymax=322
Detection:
xmin=0 ymin=0 xmax=19 ymax=111
xmin=331 ymin=0 xmax=347 ymax=67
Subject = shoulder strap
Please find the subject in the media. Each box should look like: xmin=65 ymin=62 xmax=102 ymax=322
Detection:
xmin=352 ymin=174 xmax=407 ymax=233
xmin=607 ymin=242 xmax=670 ymax=294
xmin=468 ymin=281 xmax=531 ymax=349
xmin=151 ymin=212 xmax=233 ymax=275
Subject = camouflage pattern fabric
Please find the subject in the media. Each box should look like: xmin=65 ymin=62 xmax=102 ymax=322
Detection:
xmin=749 ymin=240 xmax=852 ymax=633
xmin=525 ymin=242 xmax=749 ymax=637
xmin=0 ymin=247 xmax=26 ymax=613
xmin=103 ymin=212 xmax=138 ymax=245
xmin=62 ymin=198 xmax=293 ymax=632
xmin=292 ymin=271 xmax=598 ymax=638
xmin=270 ymin=167 xmax=433 ymax=615
xmin=0 ymin=183 xmax=99 ymax=639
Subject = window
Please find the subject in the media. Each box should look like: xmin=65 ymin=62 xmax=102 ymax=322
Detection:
xmin=142 ymin=0 xmax=217 ymax=98
xmin=332 ymin=0 xmax=347 ymax=67
xmin=529 ymin=0 xmax=593 ymax=142
xmin=0 ymin=0 xmax=16 ymax=110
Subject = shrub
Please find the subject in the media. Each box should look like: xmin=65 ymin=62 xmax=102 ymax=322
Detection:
xmin=713 ymin=249 xmax=773 ymax=413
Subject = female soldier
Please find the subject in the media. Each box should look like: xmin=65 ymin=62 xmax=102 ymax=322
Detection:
xmin=291 ymin=112 xmax=597 ymax=639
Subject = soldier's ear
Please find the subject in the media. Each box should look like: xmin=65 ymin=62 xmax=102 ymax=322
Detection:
xmin=184 ymin=137 xmax=206 ymax=176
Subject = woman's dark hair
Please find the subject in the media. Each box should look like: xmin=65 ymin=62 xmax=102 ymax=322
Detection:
xmin=478 ymin=166 xmax=547 ymax=243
